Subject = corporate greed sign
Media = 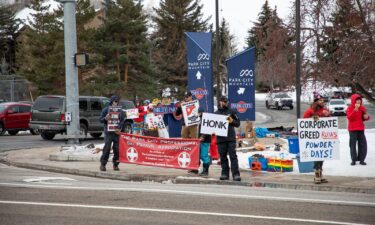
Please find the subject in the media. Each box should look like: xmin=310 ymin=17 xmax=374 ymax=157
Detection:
xmin=297 ymin=117 xmax=340 ymax=162
xmin=200 ymin=113 xmax=229 ymax=137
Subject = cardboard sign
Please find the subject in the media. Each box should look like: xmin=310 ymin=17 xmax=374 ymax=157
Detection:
xmin=154 ymin=105 xmax=177 ymax=115
xmin=298 ymin=117 xmax=340 ymax=162
xmin=181 ymin=100 xmax=200 ymax=126
xmin=125 ymin=108 xmax=139 ymax=119
xmin=119 ymin=133 xmax=200 ymax=170
xmin=200 ymin=113 xmax=229 ymax=137
xmin=107 ymin=106 xmax=122 ymax=131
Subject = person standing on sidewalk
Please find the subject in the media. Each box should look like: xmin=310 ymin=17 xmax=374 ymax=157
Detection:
xmin=303 ymin=94 xmax=330 ymax=184
xmin=198 ymin=108 xmax=211 ymax=176
xmin=99 ymin=95 xmax=125 ymax=171
xmin=347 ymin=94 xmax=370 ymax=166
xmin=175 ymin=91 xmax=200 ymax=174
xmin=215 ymin=96 xmax=241 ymax=181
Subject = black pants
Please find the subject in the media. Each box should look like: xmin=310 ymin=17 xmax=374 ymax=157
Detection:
xmin=218 ymin=141 xmax=240 ymax=177
xmin=314 ymin=161 xmax=323 ymax=170
xmin=100 ymin=132 xmax=120 ymax=166
xmin=349 ymin=130 xmax=367 ymax=163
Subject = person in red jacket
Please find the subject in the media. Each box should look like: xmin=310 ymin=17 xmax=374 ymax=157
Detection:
xmin=303 ymin=94 xmax=330 ymax=184
xmin=133 ymin=100 xmax=147 ymax=135
xmin=347 ymin=94 xmax=370 ymax=166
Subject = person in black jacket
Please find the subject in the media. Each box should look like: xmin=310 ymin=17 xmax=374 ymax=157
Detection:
xmin=99 ymin=95 xmax=126 ymax=172
xmin=215 ymin=96 xmax=241 ymax=181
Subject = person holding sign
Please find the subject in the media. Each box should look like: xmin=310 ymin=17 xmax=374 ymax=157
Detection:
xmin=175 ymin=91 xmax=199 ymax=139
xmin=99 ymin=95 xmax=126 ymax=172
xmin=303 ymin=94 xmax=330 ymax=184
xmin=347 ymin=94 xmax=371 ymax=166
xmin=215 ymin=96 xmax=241 ymax=181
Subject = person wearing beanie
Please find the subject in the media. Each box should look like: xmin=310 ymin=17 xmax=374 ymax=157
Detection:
xmin=347 ymin=94 xmax=370 ymax=166
xmin=303 ymin=94 xmax=330 ymax=184
xmin=215 ymin=96 xmax=241 ymax=181
xmin=99 ymin=95 xmax=126 ymax=172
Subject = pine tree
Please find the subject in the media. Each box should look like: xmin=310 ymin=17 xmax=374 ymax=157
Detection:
xmin=245 ymin=0 xmax=272 ymax=59
xmin=212 ymin=18 xmax=237 ymax=94
xmin=90 ymin=0 xmax=156 ymax=99
xmin=151 ymin=0 xmax=210 ymax=97
xmin=245 ymin=1 xmax=294 ymax=90
xmin=16 ymin=0 xmax=65 ymax=95
xmin=0 ymin=4 xmax=21 ymax=74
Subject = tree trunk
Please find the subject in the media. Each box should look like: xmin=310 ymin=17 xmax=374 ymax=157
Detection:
xmin=124 ymin=64 xmax=129 ymax=85
xmin=116 ymin=49 xmax=121 ymax=81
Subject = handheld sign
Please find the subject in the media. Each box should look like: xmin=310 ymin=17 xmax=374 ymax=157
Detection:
xmin=297 ymin=117 xmax=340 ymax=162
xmin=200 ymin=113 xmax=229 ymax=137
xmin=108 ymin=106 xmax=122 ymax=131
xmin=181 ymin=100 xmax=200 ymax=126
xmin=125 ymin=108 xmax=139 ymax=119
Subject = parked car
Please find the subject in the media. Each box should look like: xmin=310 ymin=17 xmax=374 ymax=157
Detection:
xmin=328 ymin=99 xmax=347 ymax=116
xmin=265 ymin=92 xmax=294 ymax=110
xmin=119 ymin=100 xmax=136 ymax=134
xmin=29 ymin=95 xmax=110 ymax=140
xmin=0 ymin=102 xmax=40 ymax=136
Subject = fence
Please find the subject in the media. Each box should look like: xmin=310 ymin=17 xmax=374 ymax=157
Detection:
xmin=0 ymin=75 xmax=32 ymax=102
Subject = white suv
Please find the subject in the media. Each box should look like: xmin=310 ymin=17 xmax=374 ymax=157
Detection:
xmin=328 ymin=99 xmax=347 ymax=116
xmin=265 ymin=92 xmax=294 ymax=110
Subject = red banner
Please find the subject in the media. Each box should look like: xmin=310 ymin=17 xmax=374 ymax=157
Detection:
xmin=119 ymin=133 xmax=200 ymax=170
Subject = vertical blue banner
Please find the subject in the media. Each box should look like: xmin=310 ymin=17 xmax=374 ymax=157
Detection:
xmin=186 ymin=32 xmax=213 ymax=113
xmin=226 ymin=47 xmax=256 ymax=121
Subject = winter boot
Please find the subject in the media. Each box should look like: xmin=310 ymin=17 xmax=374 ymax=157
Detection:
xmin=314 ymin=169 xmax=321 ymax=184
xmin=320 ymin=170 xmax=328 ymax=183
xmin=199 ymin=164 xmax=209 ymax=176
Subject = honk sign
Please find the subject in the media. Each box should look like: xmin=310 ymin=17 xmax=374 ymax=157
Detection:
xmin=200 ymin=113 xmax=229 ymax=137
xmin=297 ymin=117 xmax=340 ymax=162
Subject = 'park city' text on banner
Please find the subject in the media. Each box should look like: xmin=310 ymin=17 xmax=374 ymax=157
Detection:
xmin=119 ymin=133 xmax=200 ymax=170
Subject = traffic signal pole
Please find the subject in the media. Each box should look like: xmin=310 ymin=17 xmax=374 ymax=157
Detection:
xmin=60 ymin=0 xmax=80 ymax=144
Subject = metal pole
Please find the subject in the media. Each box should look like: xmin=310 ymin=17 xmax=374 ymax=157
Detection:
xmin=296 ymin=0 xmax=301 ymax=118
xmin=60 ymin=0 xmax=80 ymax=144
xmin=215 ymin=0 xmax=221 ymax=103
xmin=10 ymin=76 xmax=14 ymax=102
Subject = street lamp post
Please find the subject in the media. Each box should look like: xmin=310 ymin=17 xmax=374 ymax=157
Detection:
xmin=59 ymin=0 xmax=80 ymax=144
xmin=296 ymin=0 xmax=301 ymax=118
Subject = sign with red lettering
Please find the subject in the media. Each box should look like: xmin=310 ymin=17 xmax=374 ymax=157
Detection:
xmin=297 ymin=117 xmax=340 ymax=162
xmin=119 ymin=133 xmax=200 ymax=170
xmin=108 ymin=106 xmax=122 ymax=131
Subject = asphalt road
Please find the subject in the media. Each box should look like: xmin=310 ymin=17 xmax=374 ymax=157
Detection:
xmin=0 ymin=165 xmax=374 ymax=225
xmin=0 ymin=100 xmax=374 ymax=152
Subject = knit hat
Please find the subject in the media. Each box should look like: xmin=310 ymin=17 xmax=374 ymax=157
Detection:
xmin=313 ymin=93 xmax=323 ymax=102
xmin=219 ymin=96 xmax=229 ymax=102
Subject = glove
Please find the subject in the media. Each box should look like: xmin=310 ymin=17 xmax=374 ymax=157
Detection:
xmin=227 ymin=116 xmax=234 ymax=124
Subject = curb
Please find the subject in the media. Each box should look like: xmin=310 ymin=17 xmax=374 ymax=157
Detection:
xmin=5 ymin=160 xmax=375 ymax=194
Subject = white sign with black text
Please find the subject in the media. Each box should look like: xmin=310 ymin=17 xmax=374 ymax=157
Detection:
xmin=200 ymin=113 xmax=229 ymax=137
xmin=298 ymin=117 xmax=340 ymax=162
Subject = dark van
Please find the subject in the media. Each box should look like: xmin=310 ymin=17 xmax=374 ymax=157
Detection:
xmin=29 ymin=95 xmax=109 ymax=140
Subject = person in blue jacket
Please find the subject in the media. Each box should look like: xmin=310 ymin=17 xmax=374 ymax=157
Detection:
xmin=99 ymin=95 xmax=125 ymax=171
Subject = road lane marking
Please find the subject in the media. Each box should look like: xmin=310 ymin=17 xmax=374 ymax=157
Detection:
xmin=0 ymin=182 xmax=374 ymax=207
xmin=23 ymin=177 xmax=75 ymax=185
xmin=0 ymin=200 xmax=369 ymax=225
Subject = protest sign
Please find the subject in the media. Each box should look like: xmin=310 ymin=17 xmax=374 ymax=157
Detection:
xmin=200 ymin=113 xmax=229 ymax=137
xmin=107 ymin=106 xmax=122 ymax=131
xmin=181 ymin=100 xmax=200 ymax=126
xmin=119 ymin=133 xmax=200 ymax=170
xmin=153 ymin=105 xmax=177 ymax=116
xmin=124 ymin=108 xmax=139 ymax=119
xmin=297 ymin=117 xmax=340 ymax=162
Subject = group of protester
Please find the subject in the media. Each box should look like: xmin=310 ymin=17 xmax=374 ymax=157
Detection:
xmin=303 ymin=93 xmax=370 ymax=184
xmin=98 ymin=91 xmax=370 ymax=184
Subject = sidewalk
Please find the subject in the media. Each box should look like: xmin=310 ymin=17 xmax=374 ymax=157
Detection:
xmin=2 ymin=147 xmax=375 ymax=194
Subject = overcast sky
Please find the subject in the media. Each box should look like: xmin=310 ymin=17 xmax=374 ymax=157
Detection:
xmin=144 ymin=0 xmax=294 ymax=50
